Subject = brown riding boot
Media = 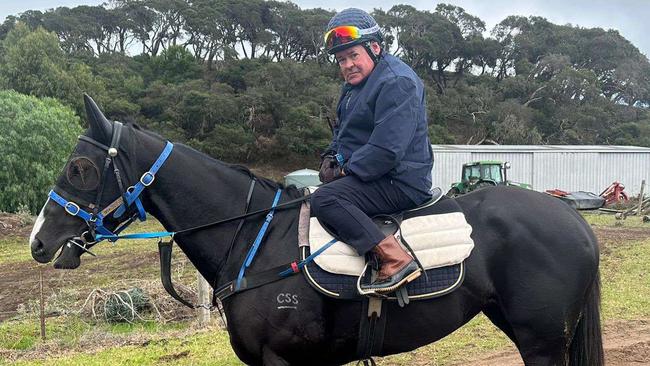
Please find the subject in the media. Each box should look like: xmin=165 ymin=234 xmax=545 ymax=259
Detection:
xmin=360 ymin=234 xmax=421 ymax=293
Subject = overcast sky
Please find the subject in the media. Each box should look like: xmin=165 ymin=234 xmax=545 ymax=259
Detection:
xmin=2 ymin=0 xmax=648 ymax=57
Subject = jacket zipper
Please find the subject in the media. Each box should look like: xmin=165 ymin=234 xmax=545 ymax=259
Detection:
xmin=345 ymin=89 xmax=353 ymax=110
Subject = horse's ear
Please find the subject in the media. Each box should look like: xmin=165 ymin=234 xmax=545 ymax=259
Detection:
xmin=83 ymin=94 xmax=112 ymax=143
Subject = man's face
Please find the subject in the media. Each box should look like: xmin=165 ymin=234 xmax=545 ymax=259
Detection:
xmin=335 ymin=43 xmax=380 ymax=85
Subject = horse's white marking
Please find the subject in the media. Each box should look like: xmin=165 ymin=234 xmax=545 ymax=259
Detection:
xmin=29 ymin=199 xmax=49 ymax=245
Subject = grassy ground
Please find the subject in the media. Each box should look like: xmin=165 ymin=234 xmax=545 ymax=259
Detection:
xmin=1 ymin=211 xmax=649 ymax=365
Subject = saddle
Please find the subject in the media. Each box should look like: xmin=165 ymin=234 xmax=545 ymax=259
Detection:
xmin=299 ymin=187 xmax=474 ymax=302
xmin=299 ymin=187 xmax=475 ymax=363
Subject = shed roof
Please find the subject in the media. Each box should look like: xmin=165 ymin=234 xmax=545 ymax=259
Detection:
xmin=431 ymin=145 xmax=650 ymax=153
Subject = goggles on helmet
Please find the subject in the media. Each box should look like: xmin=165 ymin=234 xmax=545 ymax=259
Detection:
xmin=324 ymin=24 xmax=380 ymax=52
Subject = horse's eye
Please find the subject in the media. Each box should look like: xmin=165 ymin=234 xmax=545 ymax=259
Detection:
xmin=66 ymin=157 xmax=100 ymax=191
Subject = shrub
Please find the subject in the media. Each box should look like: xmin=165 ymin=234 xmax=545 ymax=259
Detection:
xmin=0 ymin=91 xmax=82 ymax=213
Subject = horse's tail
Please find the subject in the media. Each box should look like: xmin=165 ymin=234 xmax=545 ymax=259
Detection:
xmin=569 ymin=272 xmax=604 ymax=366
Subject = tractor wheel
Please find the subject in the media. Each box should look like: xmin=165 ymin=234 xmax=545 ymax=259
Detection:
xmin=474 ymin=182 xmax=496 ymax=191
xmin=446 ymin=188 xmax=461 ymax=198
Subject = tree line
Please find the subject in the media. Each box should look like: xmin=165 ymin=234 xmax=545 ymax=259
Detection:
xmin=1 ymin=0 xmax=649 ymax=173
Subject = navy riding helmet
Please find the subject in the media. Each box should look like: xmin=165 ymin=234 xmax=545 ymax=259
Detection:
xmin=324 ymin=8 xmax=383 ymax=62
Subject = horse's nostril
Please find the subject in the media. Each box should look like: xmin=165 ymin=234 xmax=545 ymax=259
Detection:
xmin=31 ymin=238 xmax=54 ymax=263
xmin=31 ymin=238 xmax=44 ymax=253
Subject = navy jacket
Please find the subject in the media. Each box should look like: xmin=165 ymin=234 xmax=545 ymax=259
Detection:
xmin=327 ymin=54 xmax=434 ymax=204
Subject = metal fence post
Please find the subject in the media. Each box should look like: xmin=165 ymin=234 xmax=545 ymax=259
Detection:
xmin=637 ymin=180 xmax=646 ymax=216
xmin=39 ymin=268 xmax=46 ymax=340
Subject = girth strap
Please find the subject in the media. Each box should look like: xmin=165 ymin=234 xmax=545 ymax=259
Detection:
xmin=357 ymin=297 xmax=387 ymax=362
xmin=158 ymin=214 xmax=310 ymax=309
xmin=213 ymin=262 xmax=301 ymax=302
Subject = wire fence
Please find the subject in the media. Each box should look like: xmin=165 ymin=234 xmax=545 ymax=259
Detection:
xmin=0 ymin=261 xmax=212 ymax=330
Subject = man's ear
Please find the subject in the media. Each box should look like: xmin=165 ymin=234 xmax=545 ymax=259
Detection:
xmin=370 ymin=41 xmax=381 ymax=55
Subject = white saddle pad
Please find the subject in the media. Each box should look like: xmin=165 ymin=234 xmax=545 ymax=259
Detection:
xmin=308 ymin=212 xmax=475 ymax=276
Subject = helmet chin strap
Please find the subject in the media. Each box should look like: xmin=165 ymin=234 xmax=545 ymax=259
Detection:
xmin=363 ymin=41 xmax=381 ymax=65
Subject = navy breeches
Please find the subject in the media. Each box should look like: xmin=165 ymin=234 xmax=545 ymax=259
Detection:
xmin=310 ymin=175 xmax=416 ymax=255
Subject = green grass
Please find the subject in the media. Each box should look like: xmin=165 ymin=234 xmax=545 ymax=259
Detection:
xmin=600 ymin=237 xmax=650 ymax=319
xmin=377 ymin=315 xmax=513 ymax=365
xmin=2 ymin=316 xmax=510 ymax=366
xmin=581 ymin=211 xmax=650 ymax=318
xmin=2 ymin=319 xmax=240 ymax=366
xmin=0 ymin=236 xmax=34 ymax=265
xmin=26 ymin=332 xmax=239 ymax=366
xmin=106 ymin=321 xmax=186 ymax=335
xmin=582 ymin=211 xmax=649 ymax=228
xmin=0 ymin=316 xmax=89 ymax=351
xmin=0 ymin=219 xmax=165 ymax=267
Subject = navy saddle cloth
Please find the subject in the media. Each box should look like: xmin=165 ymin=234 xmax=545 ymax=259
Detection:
xmin=302 ymin=196 xmax=467 ymax=301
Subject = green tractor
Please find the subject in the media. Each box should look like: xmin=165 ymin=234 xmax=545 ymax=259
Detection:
xmin=446 ymin=161 xmax=532 ymax=197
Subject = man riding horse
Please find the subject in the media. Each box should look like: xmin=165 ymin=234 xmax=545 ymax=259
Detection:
xmin=311 ymin=8 xmax=434 ymax=293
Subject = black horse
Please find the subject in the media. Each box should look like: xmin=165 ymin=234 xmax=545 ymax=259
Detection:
xmin=30 ymin=96 xmax=603 ymax=365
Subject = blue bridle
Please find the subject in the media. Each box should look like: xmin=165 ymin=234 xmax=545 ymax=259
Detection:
xmin=48 ymin=123 xmax=174 ymax=244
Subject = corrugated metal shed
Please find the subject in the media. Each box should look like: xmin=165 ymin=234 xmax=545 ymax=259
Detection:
xmin=432 ymin=145 xmax=650 ymax=195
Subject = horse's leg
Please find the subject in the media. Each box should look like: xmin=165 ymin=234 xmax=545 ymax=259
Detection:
xmin=484 ymin=301 xmax=571 ymax=365
xmin=498 ymin=297 xmax=580 ymax=365
xmin=490 ymin=269 xmax=584 ymax=364
xmin=514 ymin=329 xmax=570 ymax=365
xmin=482 ymin=304 xmax=518 ymax=346
xmin=262 ymin=345 xmax=290 ymax=366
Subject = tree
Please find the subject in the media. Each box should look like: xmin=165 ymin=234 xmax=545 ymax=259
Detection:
xmin=183 ymin=0 xmax=228 ymax=68
xmin=113 ymin=0 xmax=188 ymax=57
xmin=92 ymin=52 xmax=144 ymax=119
xmin=488 ymin=100 xmax=542 ymax=144
xmin=150 ymin=44 xmax=202 ymax=83
xmin=372 ymin=5 xmax=419 ymax=56
xmin=275 ymin=103 xmax=332 ymax=157
xmin=0 ymin=24 xmax=105 ymax=115
xmin=0 ymin=15 xmax=17 ymax=40
xmin=391 ymin=8 xmax=464 ymax=93
xmin=0 ymin=91 xmax=83 ymax=213
xmin=435 ymin=4 xmax=490 ymax=81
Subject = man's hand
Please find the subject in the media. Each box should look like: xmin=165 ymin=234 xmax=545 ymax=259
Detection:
xmin=319 ymin=154 xmax=344 ymax=183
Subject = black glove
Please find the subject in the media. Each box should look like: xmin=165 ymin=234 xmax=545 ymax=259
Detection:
xmin=319 ymin=154 xmax=343 ymax=184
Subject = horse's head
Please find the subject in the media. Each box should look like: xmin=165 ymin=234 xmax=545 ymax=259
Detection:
xmin=30 ymin=95 xmax=137 ymax=269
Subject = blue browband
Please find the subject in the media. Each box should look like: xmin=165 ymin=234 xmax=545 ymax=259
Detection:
xmin=49 ymin=141 xmax=174 ymax=242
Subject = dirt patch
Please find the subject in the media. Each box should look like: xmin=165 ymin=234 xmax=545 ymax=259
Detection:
xmin=158 ymin=350 xmax=190 ymax=362
xmin=456 ymin=320 xmax=650 ymax=365
xmin=0 ymin=213 xmax=33 ymax=238
xmin=0 ymin=248 xmax=161 ymax=321
xmin=592 ymin=226 xmax=650 ymax=249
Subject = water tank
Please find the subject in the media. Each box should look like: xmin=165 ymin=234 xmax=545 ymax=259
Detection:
xmin=284 ymin=168 xmax=321 ymax=188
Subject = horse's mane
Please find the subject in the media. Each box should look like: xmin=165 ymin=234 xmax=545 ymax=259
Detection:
xmin=126 ymin=121 xmax=302 ymax=198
